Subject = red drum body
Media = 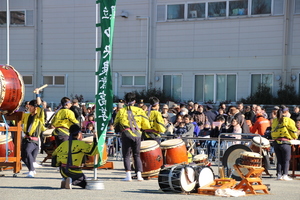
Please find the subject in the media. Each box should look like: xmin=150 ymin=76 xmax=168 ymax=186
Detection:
xmin=0 ymin=135 xmax=14 ymax=157
xmin=82 ymin=136 xmax=107 ymax=167
xmin=250 ymin=136 xmax=270 ymax=153
xmin=239 ymin=151 xmax=262 ymax=167
xmin=160 ymin=139 xmax=188 ymax=165
xmin=0 ymin=64 xmax=24 ymax=114
xmin=140 ymin=140 xmax=163 ymax=177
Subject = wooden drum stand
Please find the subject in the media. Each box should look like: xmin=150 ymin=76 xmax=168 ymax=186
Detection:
xmin=0 ymin=112 xmax=23 ymax=177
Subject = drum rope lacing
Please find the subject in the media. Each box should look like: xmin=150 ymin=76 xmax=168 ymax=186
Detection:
xmin=2 ymin=114 xmax=9 ymax=162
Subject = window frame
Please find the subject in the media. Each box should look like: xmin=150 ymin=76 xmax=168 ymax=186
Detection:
xmin=43 ymin=75 xmax=66 ymax=86
xmin=162 ymin=74 xmax=182 ymax=101
xmin=22 ymin=75 xmax=33 ymax=86
xmin=121 ymin=75 xmax=146 ymax=87
xmin=194 ymin=73 xmax=237 ymax=103
xmin=157 ymin=0 xmax=284 ymax=22
xmin=250 ymin=73 xmax=273 ymax=95
xmin=0 ymin=10 xmax=33 ymax=26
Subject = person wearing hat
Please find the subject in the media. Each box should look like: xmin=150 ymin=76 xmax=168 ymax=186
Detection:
xmin=114 ymin=92 xmax=151 ymax=181
xmin=143 ymin=97 xmax=166 ymax=144
xmin=52 ymin=124 xmax=98 ymax=189
xmin=137 ymin=99 xmax=144 ymax=108
xmin=50 ymin=97 xmax=79 ymax=147
xmin=21 ymin=88 xmax=46 ymax=177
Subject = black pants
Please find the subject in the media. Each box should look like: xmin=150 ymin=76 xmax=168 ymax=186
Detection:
xmin=121 ymin=134 xmax=142 ymax=172
xmin=60 ymin=166 xmax=87 ymax=188
xmin=55 ymin=135 xmax=69 ymax=147
xmin=273 ymin=141 xmax=291 ymax=176
xmin=21 ymin=140 xmax=39 ymax=171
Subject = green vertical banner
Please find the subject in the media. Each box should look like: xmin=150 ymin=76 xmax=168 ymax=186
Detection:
xmin=95 ymin=0 xmax=116 ymax=167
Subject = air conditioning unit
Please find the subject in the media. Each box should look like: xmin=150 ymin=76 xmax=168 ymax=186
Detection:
xmin=190 ymin=10 xmax=197 ymax=18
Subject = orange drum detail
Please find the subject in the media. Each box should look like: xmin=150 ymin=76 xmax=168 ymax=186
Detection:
xmin=160 ymin=139 xmax=188 ymax=165
xmin=0 ymin=64 xmax=24 ymax=114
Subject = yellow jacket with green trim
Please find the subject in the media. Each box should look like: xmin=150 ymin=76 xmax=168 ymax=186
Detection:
xmin=145 ymin=110 xmax=166 ymax=137
xmin=114 ymin=106 xmax=151 ymax=137
xmin=21 ymin=106 xmax=46 ymax=137
xmin=271 ymin=117 xmax=298 ymax=143
xmin=51 ymin=108 xmax=79 ymax=136
xmin=52 ymin=139 xmax=98 ymax=167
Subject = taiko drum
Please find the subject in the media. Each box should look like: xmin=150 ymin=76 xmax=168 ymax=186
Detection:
xmin=0 ymin=135 xmax=14 ymax=157
xmin=160 ymin=139 xmax=188 ymax=165
xmin=0 ymin=64 xmax=24 ymax=114
xmin=82 ymin=136 xmax=107 ymax=167
xmin=140 ymin=140 xmax=163 ymax=177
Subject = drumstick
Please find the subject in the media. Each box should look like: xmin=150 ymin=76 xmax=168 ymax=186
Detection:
xmin=33 ymin=84 xmax=48 ymax=93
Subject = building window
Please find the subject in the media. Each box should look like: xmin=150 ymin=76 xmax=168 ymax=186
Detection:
xmin=167 ymin=4 xmax=184 ymax=20
xmin=251 ymin=0 xmax=271 ymax=15
xmin=296 ymin=0 xmax=300 ymax=14
xmin=0 ymin=10 xmax=33 ymax=26
xmin=208 ymin=2 xmax=227 ymax=18
xmin=229 ymin=0 xmax=248 ymax=16
xmin=43 ymin=75 xmax=65 ymax=86
xmin=163 ymin=75 xmax=182 ymax=101
xmin=121 ymin=76 xmax=145 ymax=86
xmin=188 ymin=3 xmax=206 ymax=19
xmin=195 ymin=74 xmax=236 ymax=103
xmin=23 ymin=75 xmax=33 ymax=85
xmin=251 ymin=74 xmax=273 ymax=95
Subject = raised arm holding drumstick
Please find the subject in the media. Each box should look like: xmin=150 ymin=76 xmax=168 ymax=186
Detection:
xmin=20 ymin=87 xmax=47 ymax=177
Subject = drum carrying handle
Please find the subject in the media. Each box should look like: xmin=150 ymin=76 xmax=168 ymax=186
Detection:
xmin=2 ymin=115 xmax=10 ymax=162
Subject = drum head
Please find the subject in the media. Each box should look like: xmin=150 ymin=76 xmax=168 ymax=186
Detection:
xmin=193 ymin=154 xmax=208 ymax=162
xmin=240 ymin=151 xmax=262 ymax=158
xmin=196 ymin=166 xmax=215 ymax=188
xmin=160 ymin=139 xmax=184 ymax=149
xmin=0 ymin=135 xmax=12 ymax=144
xmin=82 ymin=136 xmax=93 ymax=144
xmin=140 ymin=140 xmax=158 ymax=152
xmin=252 ymin=136 xmax=270 ymax=147
xmin=222 ymin=144 xmax=252 ymax=181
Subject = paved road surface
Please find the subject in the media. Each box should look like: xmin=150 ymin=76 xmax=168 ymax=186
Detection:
xmin=0 ymin=154 xmax=300 ymax=200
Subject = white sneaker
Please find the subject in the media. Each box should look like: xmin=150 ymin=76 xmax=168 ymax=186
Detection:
xmin=23 ymin=170 xmax=36 ymax=175
xmin=137 ymin=171 xmax=144 ymax=181
xmin=282 ymin=175 xmax=293 ymax=181
xmin=276 ymin=175 xmax=282 ymax=180
xmin=33 ymin=162 xmax=42 ymax=168
xmin=26 ymin=171 xmax=35 ymax=178
xmin=65 ymin=177 xmax=72 ymax=189
xmin=122 ymin=177 xmax=132 ymax=181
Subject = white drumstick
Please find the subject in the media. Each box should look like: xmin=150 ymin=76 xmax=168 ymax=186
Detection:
xmin=33 ymin=84 xmax=48 ymax=93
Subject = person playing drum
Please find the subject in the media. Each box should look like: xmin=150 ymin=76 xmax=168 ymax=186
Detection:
xmin=143 ymin=96 xmax=166 ymax=144
xmin=21 ymin=88 xmax=46 ymax=177
xmin=114 ymin=92 xmax=151 ymax=181
xmin=52 ymin=124 xmax=98 ymax=189
xmin=50 ymin=97 xmax=79 ymax=146
xmin=271 ymin=105 xmax=298 ymax=181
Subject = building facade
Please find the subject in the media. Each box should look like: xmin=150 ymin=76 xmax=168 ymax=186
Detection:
xmin=0 ymin=0 xmax=300 ymax=106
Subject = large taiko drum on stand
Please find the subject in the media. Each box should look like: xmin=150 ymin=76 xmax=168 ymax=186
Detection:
xmin=250 ymin=136 xmax=270 ymax=153
xmin=160 ymin=139 xmax=188 ymax=165
xmin=0 ymin=135 xmax=14 ymax=157
xmin=82 ymin=136 xmax=107 ymax=167
xmin=0 ymin=64 xmax=24 ymax=114
xmin=140 ymin=140 xmax=163 ymax=178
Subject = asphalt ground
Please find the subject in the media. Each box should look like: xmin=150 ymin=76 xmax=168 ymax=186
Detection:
xmin=0 ymin=154 xmax=300 ymax=200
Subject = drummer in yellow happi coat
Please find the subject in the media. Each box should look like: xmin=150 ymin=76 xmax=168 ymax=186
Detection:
xmin=143 ymin=97 xmax=166 ymax=144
